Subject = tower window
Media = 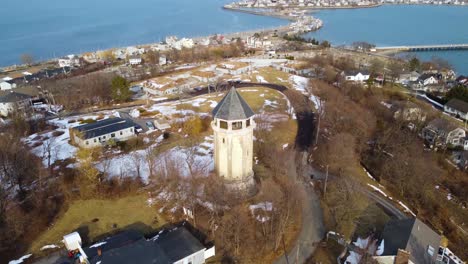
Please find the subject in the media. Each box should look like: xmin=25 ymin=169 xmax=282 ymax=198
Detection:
xmin=232 ymin=121 xmax=242 ymax=130
xmin=220 ymin=121 xmax=228 ymax=129
xmin=246 ymin=119 xmax=251 ymax=127
xmin=223 ymin=138 xmax=225 ymax=143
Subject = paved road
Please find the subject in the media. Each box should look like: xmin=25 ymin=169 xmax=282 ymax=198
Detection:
xmin=308 ymin=165 xmax=409 ymax=220
xmin=274 ymin=182 xmax=325 ymax=264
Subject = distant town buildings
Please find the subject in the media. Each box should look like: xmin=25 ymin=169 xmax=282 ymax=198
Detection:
xmin=58 ymin=55 xmax=81 ymax=68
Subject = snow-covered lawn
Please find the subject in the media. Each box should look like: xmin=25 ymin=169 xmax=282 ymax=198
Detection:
xmin=96 ymin=135 xmax=214 ymax=183
xmin=289 ymin=75 xmax=309 ymax=94
xmin=23 ymin=113 xmax=120 ymax=166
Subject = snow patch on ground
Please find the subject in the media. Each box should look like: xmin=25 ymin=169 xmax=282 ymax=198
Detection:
xmin=256 ymin=75 xmax=267 ymax=83
xmin=40 ymin=244 xmax=59 ymax=251
xmin=97 ymin=136 xmax=214 ymax=182
xmin=289 ymin=75 xmax=308 ymax=94
xmin=367 ymin=184 xmax=388 ymax=198
xmin=362 ymin=167 xmax=377 ymax=181
xmin=249 ymin=202 xmax=273 ymax=212
xmin=9 ymin=254 xmax=32 ymax=264
xmin=89 ymin=241 xmax=107 ymax=248
xmin=310 ymin=94 xmax=322 ymax=111
xmin=398 ymin=201 xmax=416 ymax=217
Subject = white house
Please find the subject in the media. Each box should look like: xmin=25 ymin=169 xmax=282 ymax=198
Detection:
xmin=70 ymin=117 xmax=136 ymax=148
xmin=129 ymin=55 xmax=142 ymax=65
xmin=343 ymin=70 xmax=370 ymax=82
xmin=159 ymin=55 xmax=168 ymax=66
xmin=422 ymin=118 xmax=466 ymax=149
xmin=398 ymin=71 xmax=421 ymax=84
xmin=0 ymin=80 xmax=17 ymax=90
xmin=0 ymin=91 xmax=33 ymax=117
xmin=58 ymin=55 xmax=80 ymax=68
xmin=444 ymin=98 xmax=468 ymax=120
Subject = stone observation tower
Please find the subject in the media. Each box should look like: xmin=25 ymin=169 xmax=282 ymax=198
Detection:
xmin=211 ymin=87 xmax=256 ymax=192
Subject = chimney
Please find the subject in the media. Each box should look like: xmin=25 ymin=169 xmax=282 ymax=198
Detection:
xmin=395 ymin=249 xmax=411 ymax=264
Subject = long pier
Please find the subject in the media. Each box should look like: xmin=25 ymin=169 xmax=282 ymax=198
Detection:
xmin=375 ymin=44 xmax=468 ymax=52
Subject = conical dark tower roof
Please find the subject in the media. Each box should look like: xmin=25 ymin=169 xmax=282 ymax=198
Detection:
xmin=212 ymin=87 xmax=255 ymax=120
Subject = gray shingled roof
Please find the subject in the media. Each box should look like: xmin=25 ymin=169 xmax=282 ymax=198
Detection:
xmin=381 ymin=218 xmax=441 ymax=264
xmin=85 ymin=227 xmax=206 ymax=264
xmin=73 ymin=117 xmax=135 ymax=139
xmin=445 ymin=98 xmax=468 ymax=114
xmin=0 ymin=92 xmax=32 ymax=103
xmin=212 ymin=87 xmax=255 ymax=120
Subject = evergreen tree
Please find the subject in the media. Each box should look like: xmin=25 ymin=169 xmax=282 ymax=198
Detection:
xmin=111 ymin=76 xmax=131 ymax=102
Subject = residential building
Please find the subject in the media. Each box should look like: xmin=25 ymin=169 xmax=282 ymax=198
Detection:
xmin=398 ymin=71 xmax=421 ymax=84
xmin=373 ymin=218 xmax=441 ymax=264
xmin=58 ymin=55 xmax=81 ymax=68
xmin=273 ymin=61 xmax=315 ymax=76
xmin=455 ymin=75 xmax=467 ymax=87
xmin=142 ymin=76 xmax=198 ymax=96
xmin=70 ymin=117 xmax=136 ymax=148
xmin=0 ymin=91 xmax=33 ymax=117
xmin=191 ymin=70 xmax=217 ymax=83
xmin=421 ymin=118 xmax=466 ymax=149
xmin=154 ymin=119 xmax=171 ymax=130
xmin=129 ymin=55 xmax=143 ymax=65
xmin=444 ymin=98 xmax=468 ymax=120
xmin=342 ymin=70 xmax=370 ymax=82
xmin=0 ymin=80 xmax=17 ymax=90
xmin=417 ymin=73 xmax=439 ymax=86
xmin=62 ymin=224 xmax=215 ymax=264
xmin=215 ymin=62 xmax=251 ymax=76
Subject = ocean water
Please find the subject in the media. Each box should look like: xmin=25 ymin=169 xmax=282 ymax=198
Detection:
xmin=305 ymin=5 xmax=468 ymax=74
xmin=0 ymin=0 xmax=286 ymax=66
xmin=1 ymin=2 xmax=467 ymax=74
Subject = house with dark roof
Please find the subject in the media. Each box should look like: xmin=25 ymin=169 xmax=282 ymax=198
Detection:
xmin=70 ymin=117 xmax=137 ymax=148
xmin=0 ymin=91 xmax=33 ymax=117
xmin=373 ymin=218 xmax=441 ymax=264
xmin=421 ymin=118 xmax=466 ymax=149
xmin=444 ymin=98 xmax=468 ymax=120
xmin=61 ymin=225 xmax=215 ymax=264
xmin=0 ymin=79 xmax=17 ymax=90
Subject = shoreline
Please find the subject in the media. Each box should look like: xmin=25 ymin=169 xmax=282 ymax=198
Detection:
xmin=1 ymin=3 xmax=467 ymax=72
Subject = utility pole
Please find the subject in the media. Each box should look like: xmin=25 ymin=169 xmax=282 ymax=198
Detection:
xmin=323 ymin=165 xmax=329 ymax=195
xmin=315 ymin=100 xmax=321 ymax=146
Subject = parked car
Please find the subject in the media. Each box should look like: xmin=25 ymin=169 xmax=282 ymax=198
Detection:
xmin=146 ymin=121 xmax=155 ymax=130
xmin=135 ymin=125 xmax=143 ymax=133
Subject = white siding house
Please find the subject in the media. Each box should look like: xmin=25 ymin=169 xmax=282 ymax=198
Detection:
xmin=71 ymin=117 xmax=136 ymax=148
xmin=343 ymin=71 xmax=370 ymax=82
xmin=0 ymin=80 xmax=17 ymax=90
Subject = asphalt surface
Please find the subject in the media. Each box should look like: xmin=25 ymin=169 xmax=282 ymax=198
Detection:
xmin=308 ymin=165 xmax=409 ymax=220
xmin=274 ymin=183 xmax=325 ymax=264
